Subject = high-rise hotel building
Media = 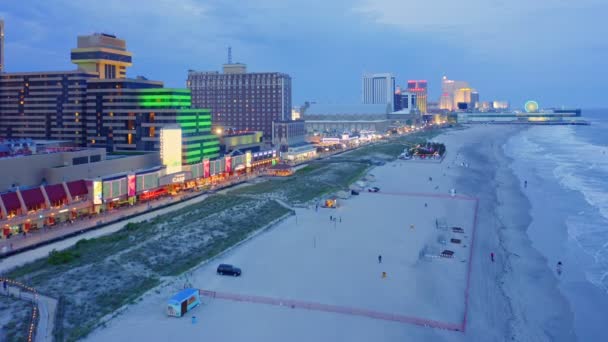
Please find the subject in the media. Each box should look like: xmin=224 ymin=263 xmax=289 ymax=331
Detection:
xmin=362 ymin=73 xmax=395 ymax=110
xmin=407 ymin=80 xmax=428 ymax=114
xmin=0 ymin=32 xmax=218 ymax=163
xmin=187 ymin=63 xmax=292 ymax=140
xmin=85 ymin=79 xmax=219 ymax=162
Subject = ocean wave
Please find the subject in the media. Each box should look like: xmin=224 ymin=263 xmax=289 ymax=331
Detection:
xmin=507 ymin=125 xmax=608 ymax=295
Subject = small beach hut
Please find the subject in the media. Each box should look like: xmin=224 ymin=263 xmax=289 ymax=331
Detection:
xmin=167 ymin=288 xmax=201 ymax=317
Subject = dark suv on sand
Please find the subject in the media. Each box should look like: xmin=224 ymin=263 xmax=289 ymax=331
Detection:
xmin=217 ymin=264 xmax=242 ymax=276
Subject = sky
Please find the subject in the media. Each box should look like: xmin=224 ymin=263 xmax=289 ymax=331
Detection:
xmin=1 ymin=0 xmax=607 ymax=109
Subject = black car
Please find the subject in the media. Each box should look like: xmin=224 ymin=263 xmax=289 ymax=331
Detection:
xmin=217 ymin=264 xmax=242 ymax=277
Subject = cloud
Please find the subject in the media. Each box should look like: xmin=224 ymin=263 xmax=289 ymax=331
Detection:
xmin=3 ymin=0 xmax=606 ymax=106
xmin=354 ymin=0 xmax=607 ymax=57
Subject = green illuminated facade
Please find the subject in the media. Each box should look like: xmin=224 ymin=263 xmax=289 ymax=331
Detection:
xmin=176 ymin=109 xmax=219 ymax=163
xmin=86 ymin=80 xmax=218 ymax=163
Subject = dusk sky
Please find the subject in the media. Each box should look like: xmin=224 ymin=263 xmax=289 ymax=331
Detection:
xmin=2 ymin=0 xmax=606 ymax=109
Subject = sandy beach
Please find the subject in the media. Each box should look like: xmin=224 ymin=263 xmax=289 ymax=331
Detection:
xmin=78 ymin=125 xmax=579 ymax=341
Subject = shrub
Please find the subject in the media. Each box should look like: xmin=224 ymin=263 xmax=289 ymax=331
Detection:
xmin=48 ymin=249 xmax=80 ymax=265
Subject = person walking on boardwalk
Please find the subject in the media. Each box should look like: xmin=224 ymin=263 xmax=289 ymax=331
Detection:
xmin=378 ymin=255 xmax=382 ymax=263
xmin=490 ymin=252 xmax=495 ymax=262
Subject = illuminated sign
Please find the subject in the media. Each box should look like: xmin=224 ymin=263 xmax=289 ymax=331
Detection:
xmin=160 ymin=126 xmax=182 ymax=174
xmin=159 ymin=171 xmax=191 ymax=186
xmin=172 ymin=174 xmax=185 ymax=183
xmin=245 ymin=151 xmax=252 ymax=168
xmin=225 ymin=156 xmax=232 ymax=174
xmin=203 ymin=159 xmax=210 ymax=178
xmin=127 ymin=174 xmax=136 ymax=197
xmin=93 ymin=180 xmax=102 ymax=205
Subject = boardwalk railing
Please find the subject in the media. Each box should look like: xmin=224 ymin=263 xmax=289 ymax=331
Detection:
xmin=1 ymin=277 xmax=39 ymax=342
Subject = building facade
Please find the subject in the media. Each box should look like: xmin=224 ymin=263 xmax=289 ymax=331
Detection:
xmin=407 ymin=80 xmax=428 ymax=114
xmin=439 ymin=76 xmax=469 ymax=111
xmin=0 ymin=32 xmax=218 ymax=162
xmin=304 ymin=103 xmax=391 ymax=134
xmin=0 ymin=71 xmax=98 ymax=144
xmin=187 ymin=63 xmax=292 ymax=140
xmin=362 ymin=73 xmax=395 ymax=109
xmin=85 ymin=79 xmax=219 ymax=162
xmin=394 ymin=90 xmax=417 ymax=112
xmin=272 ymin=120 xmax=306 ymax=148
xmin=454 ymin=88 xmax=478 ymax=111
xmin=71 ymin=33 xmax=132 ymax=79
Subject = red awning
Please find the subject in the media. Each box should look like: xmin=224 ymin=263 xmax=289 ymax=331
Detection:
xmin=44 ymin=184 xmax=67 ymax=203
xmin=67 ymin=180 xmax=88 ymax=197
xmin=1 ymin=192 xmax=21 ymax=212
xmin=21 ymin=188 xmax=46 ymax=210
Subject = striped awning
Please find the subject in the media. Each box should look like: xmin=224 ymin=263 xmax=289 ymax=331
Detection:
xmin=0 ymin=192 xmax=21 ymax=212
xmin=45 ymin=184 xmax=67 ymax=203
xmin=67 ymin=180 xmax=88 ymax=197
xmin=21 ymin=188 xmax=46 ymax=210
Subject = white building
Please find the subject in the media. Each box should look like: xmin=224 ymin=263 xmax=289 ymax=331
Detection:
xmin=362 ymin=73 xmax=395 ymax=108
xmin=304 ymin=103 xmax=391 ymax=134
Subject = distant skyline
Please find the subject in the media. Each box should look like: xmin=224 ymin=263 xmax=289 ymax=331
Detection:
xmin=1 ymin=0 xmax=607 ymax=109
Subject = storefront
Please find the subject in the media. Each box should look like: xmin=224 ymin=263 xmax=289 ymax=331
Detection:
xmin=268 ymin=164 xmax=294 ymax=177
xmin=159 ymin=171 xmax=193 ymax=195
xmin=281 ymin=143 xmax=317 ymax=162
xmin=102 ymin=176 xmax=130 ymax=210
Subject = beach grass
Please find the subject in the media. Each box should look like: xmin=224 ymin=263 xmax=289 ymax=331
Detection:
xmin=6 ymin=195 xmax=292 ymax=342
xmin=0 ymin=295 xmax=35 ymax=342
xmin=3 ymin=127 xmax=449 ymax=341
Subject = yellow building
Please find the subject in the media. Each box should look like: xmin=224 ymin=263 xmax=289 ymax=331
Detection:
xmin=71 ymin=33 xmax=132 ymax=79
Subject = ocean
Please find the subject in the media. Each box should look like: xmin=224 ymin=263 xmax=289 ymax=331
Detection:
xmin=504 ymin=109 xmax=608 ymax=341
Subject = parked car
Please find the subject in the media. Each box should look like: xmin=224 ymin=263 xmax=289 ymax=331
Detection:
xmin=217 ymin=264 xmax=242 ymax=276
xmin=351 ymin=190 xmax=360 ymax=195
xmin=367 ymin=187 xmax=380 ymax=192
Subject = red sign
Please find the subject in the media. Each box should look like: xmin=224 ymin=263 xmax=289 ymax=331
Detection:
xmin=127 ymin=175 xmax=136 ymax=197
xmin=203 ymin=159 xmax=210 ymax=178
xmin=225 ymin=156 xmax=232 ymax=174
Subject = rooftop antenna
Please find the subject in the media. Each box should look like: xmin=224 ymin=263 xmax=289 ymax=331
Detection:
xmin=227 ymin=46 xmax=232 ymax=64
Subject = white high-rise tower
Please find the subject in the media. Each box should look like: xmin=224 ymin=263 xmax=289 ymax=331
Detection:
xmin=362 ymin=73 xmax=395 ymax=109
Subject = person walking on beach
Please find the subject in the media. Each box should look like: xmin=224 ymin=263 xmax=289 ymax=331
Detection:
xmin=490 ymin=252 xmax=495 ymax=262
xmin=557 ymin=261 xmax=563 ymax=275
xmin=378 ymin=255 xmax=382 ymax=263
xmin=524 ymin=180 xmax=528 ymax=188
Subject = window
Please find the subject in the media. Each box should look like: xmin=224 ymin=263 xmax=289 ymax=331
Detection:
xmin=73 ymin=156 xmax=88 ymax=165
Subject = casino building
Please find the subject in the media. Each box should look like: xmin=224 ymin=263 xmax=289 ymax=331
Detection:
xmin=0 ymin=32 xmax=218 ymax=161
